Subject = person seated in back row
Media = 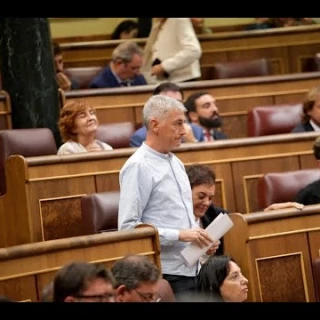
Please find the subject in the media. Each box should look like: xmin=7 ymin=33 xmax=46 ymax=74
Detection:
xmin=184 ymin=91 xmax=228 ymax=141
xmin=53 ymin=42 xmax=79 ymax=91
xmin=89 ymin=41 xmax=147 ymax=89
xmin=130 ymin=82 xmax=205 ymax=147
xmin=57 ymin=100 xmax=113 ymax=155
xmin=294 ymin=136 xmax=320 ymax=205
xmin=291 ymin=85 xmax=320 ymax=133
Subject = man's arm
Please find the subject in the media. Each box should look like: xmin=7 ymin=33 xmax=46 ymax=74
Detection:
xmin=118 ymin=162 xmax=152 ymax=230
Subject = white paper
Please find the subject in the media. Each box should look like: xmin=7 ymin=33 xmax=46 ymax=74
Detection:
xmin=180 ymin=213 xmax=234 ymax=266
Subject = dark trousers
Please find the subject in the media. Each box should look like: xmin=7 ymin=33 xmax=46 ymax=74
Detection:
xmin=162 ymin=274 xmax=196 ymax=302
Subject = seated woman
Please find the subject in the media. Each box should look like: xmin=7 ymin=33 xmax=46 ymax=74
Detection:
xmin=186 ymin=164 xmax=227 ymax=258
xmin=57 ymin=100 xmax=113 ymax=155
xmin=185 ymin=164 xmax=304 ymax=259
xmin=291 ymin=85 xmax=320 ymax=133
xmin=195 ymin=255 xmax=249 ymax=302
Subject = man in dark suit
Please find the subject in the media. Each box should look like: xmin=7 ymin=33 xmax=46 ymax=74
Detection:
xmin=184 ymin=92 xmax=228 ymax=141
xmin=130 ymin=82 xmax=204 ymax=147
xmin=89 ymin=41 xmax=147 ymax=89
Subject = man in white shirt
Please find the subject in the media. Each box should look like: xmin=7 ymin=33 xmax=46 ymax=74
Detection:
xmin=118 ymin=94 xmax=215 ymax=300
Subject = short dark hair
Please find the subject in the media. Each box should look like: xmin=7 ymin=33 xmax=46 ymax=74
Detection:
xmin=185 ymin=164 xmax=216 ymax=189
xmin=111 ymin=20 xmax=139 ymax=40
xmin=313 ymin=136 xmax=320 ymax=160
xmin=53 ymin=261 xmax=115 ymax=302
xmin=111 ymin=254 xmax=160 ymax=290
xmin=152 ymin=82 xmax=184 ymax=100
xmin=184 ymin=91 xmax=209 ymax=113
xmin=52 ymin=42 xmax=62 ymax=56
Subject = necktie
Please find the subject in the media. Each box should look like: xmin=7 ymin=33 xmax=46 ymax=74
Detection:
xmin=205 ymin=130 xmax=213 ymax=142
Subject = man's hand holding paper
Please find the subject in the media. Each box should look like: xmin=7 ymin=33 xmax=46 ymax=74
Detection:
xmin=179 ymin=227 xmax=213 ymax=248
xmin=181 ymin=213 xmax=234 ymax=266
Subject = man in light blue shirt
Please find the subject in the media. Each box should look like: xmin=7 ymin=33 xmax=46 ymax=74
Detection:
xmin=118 ymin=94 xmax=213 ymax=300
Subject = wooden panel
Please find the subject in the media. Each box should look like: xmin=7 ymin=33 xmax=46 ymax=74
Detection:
xmin=64 ymin=72 xmax=320 ymax=139
xmin=0 ymin=276 xmax=38 ymax=302
xmin=227 ymin=46 xmax=289 ymax=74
xmin=1 ymin=132 xmax=318 ymax=247
xmin=224 ymin=206 xmax=320 ymax=302
xmin=256 ymin=252 xmax=307 ymax=302
xmin=40 ymin=196 xmax=84 ymax=240
xmin=96 ymin=172 xmax=120 ymax=192
xmin=308 ymin=231 xmax=320 ymax=261
xmin=0 ymin=226 xmax=161 ymax=302
xmin=28 ymin=176 xmax=97 ymax=243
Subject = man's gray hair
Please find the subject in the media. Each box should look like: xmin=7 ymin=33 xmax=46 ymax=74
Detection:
xmin=143 ymin=95 xmax=187 ymax=128
xmin=112 ymin=41 xmax=143 ymax=63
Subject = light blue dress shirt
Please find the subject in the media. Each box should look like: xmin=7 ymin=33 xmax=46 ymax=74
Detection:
xmin=118 ymin=143 xmax=198 ymax=277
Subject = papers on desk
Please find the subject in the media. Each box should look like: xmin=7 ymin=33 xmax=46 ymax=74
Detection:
xmin=180 ymin=213 xmax=234 ymax=266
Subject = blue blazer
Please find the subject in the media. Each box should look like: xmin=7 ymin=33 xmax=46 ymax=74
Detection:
xmin=291 ymin=121 xmax=314 ymax=133
xmin=89 ymin=67 xmax=147 ymax=88
xmin=130 ymin=123 xmax=206 ymax=147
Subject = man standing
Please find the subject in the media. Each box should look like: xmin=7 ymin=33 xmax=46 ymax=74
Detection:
xmin=118 ymin=94 xmax=214 ymax=300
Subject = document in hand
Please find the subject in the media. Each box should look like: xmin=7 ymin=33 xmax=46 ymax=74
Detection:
xmin=180 ymin=213 xmax=234 ymax=266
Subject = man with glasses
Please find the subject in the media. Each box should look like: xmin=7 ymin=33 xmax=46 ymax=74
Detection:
xmin=53 ymin=261 xmax=116 ymax=302
xmin=111 ymin=254 xmax=162 ymax=302
xmin=89 ymin=41 xmax=147 ymax=88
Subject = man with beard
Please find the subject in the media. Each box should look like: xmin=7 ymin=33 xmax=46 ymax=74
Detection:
xmin=184 ymin=92 xmax=228 ymax=141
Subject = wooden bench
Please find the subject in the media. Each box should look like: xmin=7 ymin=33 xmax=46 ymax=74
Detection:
xmin=0 ymin=224 xmax=160 ymax=302
xmin=60 ymin=25 xmax=320 ymax=75
xmin=0 ymin=131 xmax=318 ymax=248
xmin=224 ymin=204 xmax=320 ymax=302
xmin=64 ymin=72 xmax=320 ymax=139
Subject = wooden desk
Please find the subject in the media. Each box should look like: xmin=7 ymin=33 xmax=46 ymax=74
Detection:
xmin=0 ymin=132 xmax=318 ymax=247
xmin=64 ymin=72 xmax=320 ymax=139
xmin=224 ymin=204 xmax=320 ymax=302
xmin=0 ymin=224 xmax=160 ymax=302
xmin=60 ymin=25 xmax=320 ymax=75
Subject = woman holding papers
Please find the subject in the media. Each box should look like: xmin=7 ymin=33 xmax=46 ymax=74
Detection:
xmin=186 ymin=164 xmax=229 ymax=258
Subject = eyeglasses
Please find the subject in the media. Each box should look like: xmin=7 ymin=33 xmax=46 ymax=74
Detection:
xmin=74 ymin=292 xmax=116 ymax=302
xmin=133 ymin=289 xmax=162 ymax=302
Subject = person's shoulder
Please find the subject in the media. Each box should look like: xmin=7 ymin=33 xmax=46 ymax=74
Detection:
xmin=96 ymin=140 xmax=113 ymax=151
xmin=57 ymin=141 xmax=78 ymax=155
xmin=133 ymin=126 xmax=147 ymax=135
xmin=214 ymin=130 xmax=228 ymax=140
xmin=295 ymin=178 xmax=320 ymax=203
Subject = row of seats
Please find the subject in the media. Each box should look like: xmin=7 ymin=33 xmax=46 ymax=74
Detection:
xmin=0 ymin=124 xmax=135 ymax=195
xmin=0 ymin=104 xmax=309 ymax=196
xmin=64 ymin=58 xmax=271 ymax=89
xmin=80 ymin=167 xmax=320 ymax=233
xmin=65 ymin=51 xmax=320 ymax=89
